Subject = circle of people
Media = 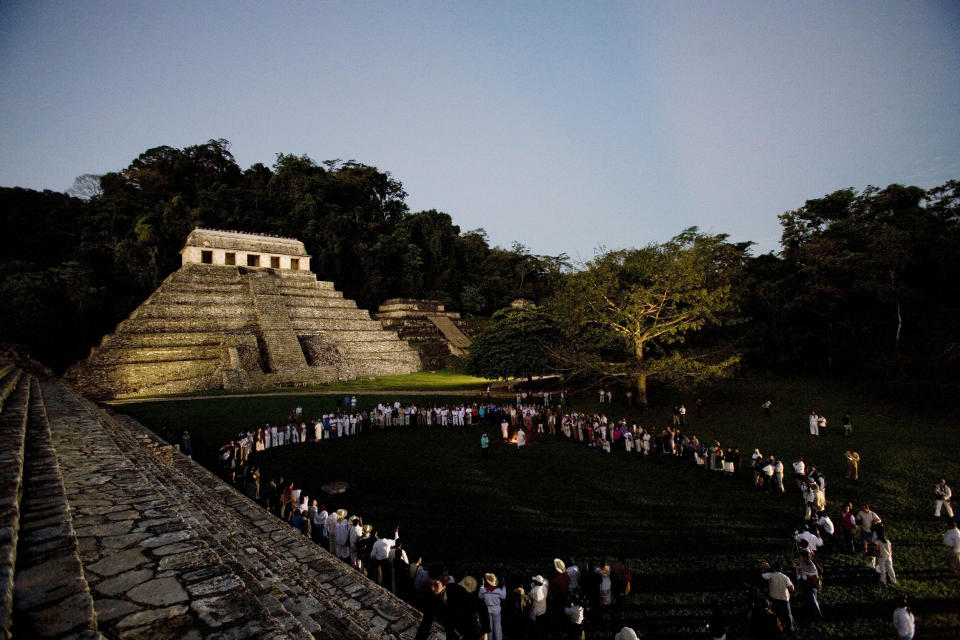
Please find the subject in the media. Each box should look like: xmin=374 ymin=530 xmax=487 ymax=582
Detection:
xmin=208 ymin=394 xmax=959 ymax=640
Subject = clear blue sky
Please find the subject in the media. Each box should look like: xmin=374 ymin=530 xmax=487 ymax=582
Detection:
xmin=2 ymin=1 xmax=958 ymax=257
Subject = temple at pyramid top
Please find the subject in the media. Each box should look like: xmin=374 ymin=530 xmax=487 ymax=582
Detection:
xmin=181 ymin=228 xmax=311 ymax=271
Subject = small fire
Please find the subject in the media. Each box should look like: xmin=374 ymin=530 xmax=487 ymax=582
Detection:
xmin=509 ymin=434 xmax=518 ymax=444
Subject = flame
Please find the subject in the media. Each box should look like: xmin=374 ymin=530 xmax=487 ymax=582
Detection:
xmin=509 ymin=434 xmax=518 ymax=444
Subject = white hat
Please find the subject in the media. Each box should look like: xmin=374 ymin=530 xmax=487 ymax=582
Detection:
xmin=614 ymin=628 xmax=639 ymax=640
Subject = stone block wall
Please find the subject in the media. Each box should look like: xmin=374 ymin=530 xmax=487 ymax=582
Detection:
xmin=374 ymin=299 xmax=474 ymax=370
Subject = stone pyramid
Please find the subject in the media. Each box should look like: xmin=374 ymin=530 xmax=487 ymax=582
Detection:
xmin=374 ymin=299 xmax=474 ymax=369
xmin=67 ymin=229 xmax=422 ymax=398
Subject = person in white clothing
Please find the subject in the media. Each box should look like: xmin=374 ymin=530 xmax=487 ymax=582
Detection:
xmin=935 ymin=479 xmax=954 ymax=518
xmin=893 ymin=596 xmax=915 ymax=639
xmin=792 ymin=457 xmax=806 ymax=489
xmin=872 ymin=524 xmax=897 ymax=584
xmin=760 ymin=562 xmax=795 ymax=632
xmin=808 ymin=412 xmax=819 ymax=436
xmin=370 ymin=528 xmax=399 ymax=584
xmin=348 ymin=516 xmax=363 ymax=566
xmin=795 ymin=525 xmax=824 ymax=553
xmin=944 ymin=519 xmax=960 ymax=575
xmin=517 ymin=428 xmax=526 ymax=448
xmin=528 ymin=574 xmax=548 ymax=633
xmin=816 ymin=511 xmax=835 ymax=544
xmin=857 ymin=504 xmax=882 ymax=547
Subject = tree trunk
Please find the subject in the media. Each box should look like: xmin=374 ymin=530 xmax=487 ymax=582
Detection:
xmin=635 ymin=341 xmax=648 ymax=406
xmin=892 ymin=271 xmax=902 ymax=357
xmin=635 ymin=373 xmax=648 ymax=407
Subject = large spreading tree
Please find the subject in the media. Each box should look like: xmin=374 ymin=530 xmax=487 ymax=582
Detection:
xmin=552 ymin=228 xmax=747 ymax=405
xmin=466 ymin=305 xmax=557 ymax=381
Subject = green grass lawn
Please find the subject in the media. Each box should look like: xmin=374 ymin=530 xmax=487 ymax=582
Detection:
xmin=115 ymin=375 xmax=960 ymax=638
xmin=139 ymin=370 xmax=496 ymax=398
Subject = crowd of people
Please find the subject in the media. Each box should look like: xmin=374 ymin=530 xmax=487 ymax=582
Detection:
xmin=205 ymin=392 xmax=956 ymax=639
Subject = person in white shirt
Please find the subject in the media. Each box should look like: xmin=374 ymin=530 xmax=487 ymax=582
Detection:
xmin=751 ymin=449 xmax=764 ymax=486
xmin=370 ymin=528 xmax=399 ymax=584
xmin=760 ymin=562 xmax=795 ymax=632
xmin=792 ymin=457 xmax=806 ymax=489
xmin=872 ymin=524 xmax=897 ymax=585
xmin=944 ymin=520 xmax=960 ymax=575
xmin=935 ymin=479 xmax=954 ymax=518
xmin=893 ymin=596 xmax=915 ymax=639
xmin=334 ymin=516 xmax=352 ymax=561
xmin=817 ymin=511 xmax=835 ymax=541
xmin=795 ymin=526 xmax=824 ymax=553
xmin=528 ymin=575 xmax=548 ymax=633
xmin=348 ymin=516 xmax=363 ymax=566
xmin=857 ymin=504 xmax=882 ymax=545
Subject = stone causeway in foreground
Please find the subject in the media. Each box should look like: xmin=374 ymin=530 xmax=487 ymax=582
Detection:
xmin=0 ymin=363 xmax=441 ymax=640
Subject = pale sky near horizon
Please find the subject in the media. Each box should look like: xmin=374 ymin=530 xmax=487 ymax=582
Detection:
xmin=2 ymin=1 xmax=958 ymax=258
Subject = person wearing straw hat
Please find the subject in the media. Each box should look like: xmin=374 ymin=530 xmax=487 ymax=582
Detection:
xmin=479 ymin=573 xmax=507 ymax=640
xmin=334 ymin=511 xmax=352 ymax=561
xmin=529 ymin=574 xmax=548 ymax=636
xmin=325 ymin=508 xmax=342 ymax=554
xmin=349 ymin=516 xmax=364 ymax=565
xmin=446 ymin=575 xmax=488 ymax=640
xmin=550 ymin=558 xmax=570 ymax=603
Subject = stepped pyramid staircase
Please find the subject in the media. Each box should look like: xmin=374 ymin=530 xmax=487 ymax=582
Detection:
xmin=374 ymin=300 xmax=473 ymax=370
xmin=67 ymin=264 xmax=422 ymax=399
xmin=0 ymin=363 xmax=438 ymax=639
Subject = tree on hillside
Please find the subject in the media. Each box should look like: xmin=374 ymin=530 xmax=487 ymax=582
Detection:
xmin=466 ymin=306 xmax=557 ymax=381
xmin=552 ymin=228 xmax=746 ymax=405
xmin=66 ymin=174 xmax=103 ymax=200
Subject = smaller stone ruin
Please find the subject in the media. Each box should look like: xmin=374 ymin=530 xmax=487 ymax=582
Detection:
xmin=374 ymin=299 xmax=474 ymax=370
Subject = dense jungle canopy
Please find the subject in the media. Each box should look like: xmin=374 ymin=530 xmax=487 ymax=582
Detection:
xmin=1 ymin=139 xmax=957 ymax=384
